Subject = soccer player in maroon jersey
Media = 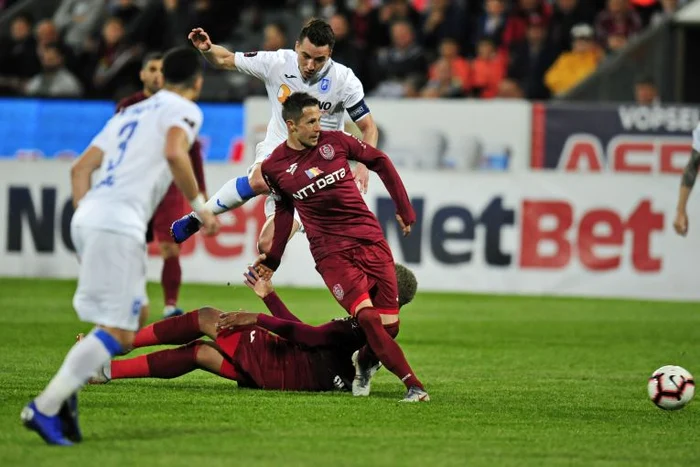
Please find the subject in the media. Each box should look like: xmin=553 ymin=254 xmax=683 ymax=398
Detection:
xmin=117 ymin=52 xmax=208 ymax=320
xmin=255 ymin=92 xmax=429 ymax=402
xmin=87 ymin=264 xmax=418 ymax=393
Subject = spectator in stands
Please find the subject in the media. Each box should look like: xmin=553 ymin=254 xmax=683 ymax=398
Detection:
xmin=25 ymin=43 xmax=83 ymax=97
xmin=263 ymin=22 xmax=287 ymax=51
xmin=348 ymin=0 xmax=382 ymax=53
xmin=497 ymin=78 xmax=525 ymax=98
xmin=420 ymin=58 xmax=464 ymax=98
xmin=634 ymin=75 xmax=659 ymax=105
xmin=595 ymin=0 xmax=642 ymax=45
xmin=0 ymin=0 xmax=20 ymax=12
xmin=314 ymin=0 xmax=349 ymax=20
xmin=53 ymin=0 xmax=107 ymax=53
xmin=371 ymin=19 xmax=427 ymax=97
xmin=421 ymin=0 xmax=468 ymax=53
xmin=506 ymin=0 xmax=553 ymax=51
xmin=475 ymin=0 xmax=509 ymax=47
xmin=35 ymin=19 xmax=78 ymax=75
xmin=508 ymin=15 xmax=556 ymax=99
xmin=86 ymin=16 xmax=141 ymax=99
xmin=109 ymin=0 xmax=142 ymax=31
xmin=329 ymin=14 xmax=362 ymax=80
xmin=427 ymin=37 xmax=470 ymax=94
xmin=0 ymin=13 xmax=40 ymax=95
xmin=545 ymin=23 xmax=603 ymax=96
xmin=650 ymin=0 xmax=682 ymax=27
xmin=548 ymin=0 xmax=597 ymax=54
xmin=471 ymin=37 xmax=506 ymax=99
xmin=605 ymin=23 xmax=629 ymax=55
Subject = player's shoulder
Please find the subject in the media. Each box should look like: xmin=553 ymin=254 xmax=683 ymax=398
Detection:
xmin=262 ymin=143 xmax=288 ymax=171
xmin=322 ymin=130 xmax=354 ymax=146
xmin=116 ymin=91 xmax=146 ymax=111
xmin=329 ymin=60 xmax=360 ymax=85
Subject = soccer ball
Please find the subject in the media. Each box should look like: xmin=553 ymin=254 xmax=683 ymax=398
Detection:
xmin=647 ymin=365 xmax=695 ymax=410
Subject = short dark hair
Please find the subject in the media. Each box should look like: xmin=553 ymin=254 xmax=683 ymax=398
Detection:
xmin=282 ymin=92 xmax=319 ymax=123
xmin=142 ymin=52 xmax=163 ymax=68
xmin=396 ymin=264 xmax=417 ymax=308
xmin=298 ymin=18 xmax=335 ymax=49
xmin=162 ymin=47 xmax=202 ymax=87
xmin=12 ymin=12 xmax=34 ymax=26
xmin=635 ymin=74 xmax=656 ymax=87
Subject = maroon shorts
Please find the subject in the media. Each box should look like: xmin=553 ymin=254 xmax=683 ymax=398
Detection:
xmin=315 ymin=240 xmax=399 ymax=316
xmin=151 ymin=185 xmax=186 ymax=243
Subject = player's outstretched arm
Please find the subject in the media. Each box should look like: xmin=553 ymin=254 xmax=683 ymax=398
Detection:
xmin=352 ymin=114 xmax=379 ymax=194
xmin=70 ymin=146 xmax=104 ymax=208
xmin=165 ymin=127 xmax=218 ymax=236
xmin=188 ymin=28 xmax=236 ymax=70
xmin=259 ymin=196 xmax=295 ymax=273
xmin=675 ymin=149 xmax=700 ymax=236
xmin=342 ymin=133 xmax=415 ymax=235
xmin=217 ymin=311 xmax=361 ymax=348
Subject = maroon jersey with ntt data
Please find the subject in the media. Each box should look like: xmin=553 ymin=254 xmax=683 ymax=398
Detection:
xmin=261 ymin=130 xmax=415 ymax=267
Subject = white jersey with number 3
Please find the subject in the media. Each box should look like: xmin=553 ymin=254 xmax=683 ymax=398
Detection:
xmin=71 ymin=89 xmax=203 ymax=243
xmin=234 ymin=49 xmax=368 ymax=163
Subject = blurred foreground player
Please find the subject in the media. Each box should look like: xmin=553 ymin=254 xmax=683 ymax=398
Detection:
xmin=88 ymin=264 xmax=417 ymax=393
xmin=118 ymin=52 xmax=208 ymax=319
xmin=256 ymin=92 xmax=429 ymax=402
xmin=20 ymin=47 xmax=218 ymax=446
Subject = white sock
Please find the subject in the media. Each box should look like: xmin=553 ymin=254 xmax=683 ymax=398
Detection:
xmin=194 ymin=177 xmax=255 ymax=221
xmin=34 ymin=331 xmax=116 ymax=416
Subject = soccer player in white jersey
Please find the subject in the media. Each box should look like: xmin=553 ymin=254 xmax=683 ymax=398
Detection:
xmin=674 ymin=125 xmax=700 ymax=236
xmin=20 ymin=47 xmax=218 ymax=446
xmin=171 ymin=19 xmax=379 ymax=253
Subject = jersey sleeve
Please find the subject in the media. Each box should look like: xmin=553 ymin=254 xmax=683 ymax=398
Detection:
xmin=88 ymin=118 xmax=115 ymax=152
xmin=233 ymin=50 xmax=283 ymax=81
xmin=341 ymin=68 xmax=369 ymax=122
xmin=339 ymin=132 xmax=416 ymax=225
xmin=159 ymin=100 xmax=203 ymax=146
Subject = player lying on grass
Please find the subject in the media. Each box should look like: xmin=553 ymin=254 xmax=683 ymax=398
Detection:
xmin=87 ymin=264 xmax=417 ymax=395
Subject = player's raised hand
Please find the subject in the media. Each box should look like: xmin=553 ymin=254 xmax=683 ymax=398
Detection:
xmin=674 ymin=211 xmax=689 ymax=236
xmin=216 ymin=311 xmax=259 ymax=331
xmin=353 ymin=162 xmax=370 ymax=194
xmin=243 ymin=265 xmax=274 ymax=299
xmin=188 ymin=28 xmax=212 ymax=52
xmin=395 ymin=214 xmax=411 ymax=237
xmin=197 ymin=208 xmax=219 ymax=236
xmin=252 ymin=253 xmax=275 ymax=281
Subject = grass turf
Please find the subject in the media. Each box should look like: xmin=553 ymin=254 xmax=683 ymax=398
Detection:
xmin=0 ymin=278 xmax=698 ymax=466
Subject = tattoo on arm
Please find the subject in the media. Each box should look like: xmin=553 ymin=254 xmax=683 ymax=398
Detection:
xmin=682 ymin=149 xmax=700 ymax=188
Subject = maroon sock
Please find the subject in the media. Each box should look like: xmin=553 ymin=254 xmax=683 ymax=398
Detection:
xmin=112 ymin=342 xmax=201 ymax=379
xmin=132 ymin=310 xmax=201 ymax=348
xmin=357 ymin=309 xmax=422 ymax=390
xmin=162 ymin=256 xmax=182 ymax=307
xmin=358 ymin=322 xmax=400 ymax=368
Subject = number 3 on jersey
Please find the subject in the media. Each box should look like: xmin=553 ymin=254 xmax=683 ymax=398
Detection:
xmin=97 ymin=120 xmax=138 ymax=188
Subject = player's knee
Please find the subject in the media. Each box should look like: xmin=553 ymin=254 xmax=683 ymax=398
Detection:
xmin=249 ymin=165 xmax=269 ymax=194
xmin=197 ymin=306 xmax=221 ymax=331
xmin=356 ymin=307 xmax=382 ymax=330
xmin=194 ymin=341 xmax=220 ymax=367
xmin=257 ymin=229 xmax=273 ymax=255
xmin=159 ymin=242 xmax=180 ymax=259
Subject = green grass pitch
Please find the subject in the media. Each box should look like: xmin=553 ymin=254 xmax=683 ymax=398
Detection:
xmin=0 ymin=278 xmax=699 ymax=466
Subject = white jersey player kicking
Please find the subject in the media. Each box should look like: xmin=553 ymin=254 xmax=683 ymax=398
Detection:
xmin=20 ymin=47 xmax=218 ymax=446
xmin=170 ymin=19 xmax=378 ymax=254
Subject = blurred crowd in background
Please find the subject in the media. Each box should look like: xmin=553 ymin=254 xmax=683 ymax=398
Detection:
xmin=0 ymin=0 xmax=687 ymax=102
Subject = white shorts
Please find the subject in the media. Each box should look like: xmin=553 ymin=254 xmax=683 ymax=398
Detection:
xmin=71 ymin=226 xmax=147 ymax=332
xmin=264 ymin=195 xmax=304 ymax=232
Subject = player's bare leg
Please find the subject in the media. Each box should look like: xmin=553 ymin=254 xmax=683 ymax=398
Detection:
xmin=258 ymin=215 xmax=302 ymax=254
xmin=170 ymin=164 xmax=267 ymax=243
xmin=160 ymin=241 xmax=184 ymax=318
xmin=23 ymin=326 xmax=133 ymax=444
xmin=353 ymin=300 xmax=429 ymax=402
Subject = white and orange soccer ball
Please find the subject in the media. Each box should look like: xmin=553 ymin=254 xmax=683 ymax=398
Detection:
xmin=647 ymin=365 xmax=695 ymax=410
